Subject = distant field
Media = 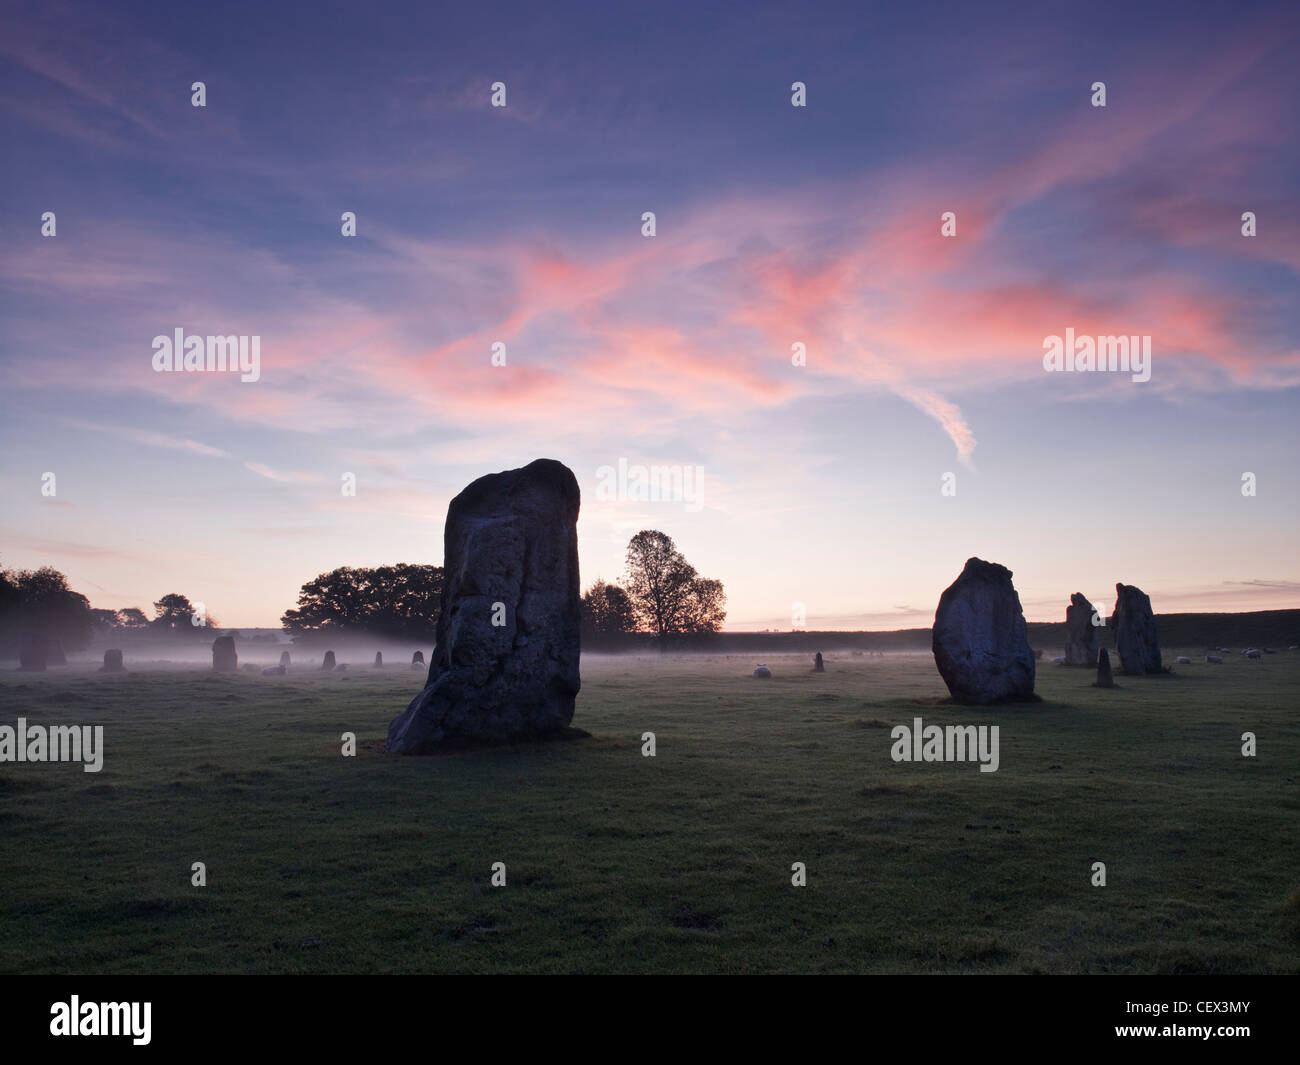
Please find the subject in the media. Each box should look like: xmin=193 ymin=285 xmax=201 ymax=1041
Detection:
xmin=1 ymin=650 xmax=1297 ymax=974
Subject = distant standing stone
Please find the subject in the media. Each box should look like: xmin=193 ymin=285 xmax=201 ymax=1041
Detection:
xmin=387 ymin=459 xmax=582 ymax=752
xmin=17 ymin=631 xmax=50 ymax=671
xmin=1094 ymin=647 xmax=1115 ymax=688
xmin=321 ymin=650 xmax=336 ymax=671
xmin=813 ymin=652 xmax=824 ymax=673
xmin=374 ymin=652 xmax=383 ymax=668
xmin=1113 ymin=583 xmax=1162 ymax=675
xmin=1064 ymin=593 xmax=1099 ymax=667
xmin=212 ymin=636 xmax=238 ymax=672
xmin=279 ymin=651 xmax=291 ymax=668
xmin=100 ymin=649 xmax=125 ymax=673
xmin=411 ymin=650 xmax=425 ymax=671
xmin=753 ymin=664 xmax=773 ymax=678
xmin=931 ymin=557 xmax=1035 ymax=704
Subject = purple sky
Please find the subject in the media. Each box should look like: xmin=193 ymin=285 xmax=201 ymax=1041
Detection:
xmin=1 ymin=0 xmax=1298 ymax=630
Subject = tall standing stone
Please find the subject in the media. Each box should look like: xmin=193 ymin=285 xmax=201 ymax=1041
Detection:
xmin=1094 ymin=647 xmax=1115 ymax=688
xmin=1064 ymin=593 xmax=1099 ymax=667
xmin=411 ymin=650 xmax=425 ymax=671
xmin=321 ymin=650 xmax=336 ymax=671
xmin=1114 ymin=583 xmax=1162 ymax=675
xmin=212 ymin=636 xmax=238 ymax=672
xmin=813 ymin=652 xmax=825 ymax=673
xmin=100 ymin=649 xmax=125 ymax=673
xmin=932 ymin=557 xmax=1036 ymax=704
xmin=279 ymin=651 xmax=291 ymax=668
xmin=387 ymin=458 xmax=581 ymax=752
xmin=374 ymin=652 xmax=384 ymax=668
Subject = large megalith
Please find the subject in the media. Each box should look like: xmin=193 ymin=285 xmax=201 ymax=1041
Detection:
xmin=387 ymin=458 xmax=581 ymax=752
xmin=932 ymin=557 xmax=1036 ymax=704
xmin=1113 ymin=583 xmax=1162 ymax=675
xmin=212 ymin=636 xmax=238 ymax=672
xmin=100 ymin=649 xmax=125 ymax=673
xmin=1064 ymin=592 xmax=1099 ymax=666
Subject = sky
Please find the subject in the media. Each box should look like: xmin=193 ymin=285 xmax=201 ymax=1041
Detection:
xmin=1 ymin=0 xmax=1297 ymax=631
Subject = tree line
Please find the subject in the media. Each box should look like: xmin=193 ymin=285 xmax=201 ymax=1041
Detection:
xmin=1 ymin=528 xmax=725 ymax=655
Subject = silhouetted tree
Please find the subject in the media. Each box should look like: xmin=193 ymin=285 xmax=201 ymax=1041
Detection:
xmin=152 ymin=593 xmax=202 ymax=634
xmin=623 ymin=530 xmax=726 ymax=638
xmin=89 ymin=608 xmax=122 ymax=632
xmin=0 ymin=565 xmax=94 ymax=652
xmin=118 ymin=607 xmax=149 ymax=628
xmin=281 ymin=564 xmax=444 ymax=640
xmin=581 ymin=579 xmax=636 ymax=636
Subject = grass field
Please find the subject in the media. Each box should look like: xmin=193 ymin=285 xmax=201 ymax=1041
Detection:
xmin=1 ymin=650 xmax=1297 ymax=974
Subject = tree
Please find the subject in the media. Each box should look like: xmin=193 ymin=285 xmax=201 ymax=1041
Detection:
xmin=118 ymin=607 xmax=150 ymax=628
xmin=89 ymin=608 xmax=122 ymax=632
xmin=152 ymin=593 xmax=201 ymax=634
xmin=0 ymin=565 xmax=95 ymax=652
xmin=281 ymin=564 xmax=444 ymax=640
xmin=581 ymin=579 xmax=636 ymax=637
xmin=623 ymin=530 xmax=726 ymax=638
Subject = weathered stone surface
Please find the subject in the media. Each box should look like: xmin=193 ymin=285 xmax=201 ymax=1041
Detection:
xmin=753 ymin=664 xmax=773 ymax=678
xmin=100 ymin=649 xmax=125 ymax=673
xmin=1113 ymin=583 xmax=1162 ymax=675
xmin=18 ymin=631 xmax=51 ymax=671
xmin=212 ymin=636 xmax=238 ymax=672
xmin=931 ymin=557 xmax=1035 ymax=704
xmin=387 ymin=458 xmax=581 ymax=752
xmin=1095 ymin=647 xmax=1115 ymax=688
xmin=321 ymin=650 xmax=336 ymax=671
xmin=1064 ymin=593 xmax=1099 ymax=667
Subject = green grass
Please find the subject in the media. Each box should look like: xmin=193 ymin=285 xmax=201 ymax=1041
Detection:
xmin=1 ymin=650 xmax=1297 ymax=974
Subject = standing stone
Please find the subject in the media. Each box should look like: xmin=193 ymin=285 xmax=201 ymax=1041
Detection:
xmin=411 ymin=650 xmax=425 ymax=671
xmin=1114 ymin=583 xmax=1162 ymax=675
xmin=279 ymin=651 xmax=291 ymax=668
xmin=321 ymin=650 xmax=336 ymax=671
xmin=1064 ymin=593 xmax=1099 ymax=667
xmin=753 ymin=664 xmax=773 ymax=679
xmin=374 ymin=652 xmax=383 ymax=668
xmin=931 ymin=557 xmax=1035 ymax=704
xmin=387 ymin=459 xmax=581 ymax=752
xmin=813 ymin=652 xmax=824 ymax=672
xmin=212 ymin=636 xmax=238 ymax=672
xmin=100 ymin=649 xmax=125 ymax=673
xmin=1094 ymin=647 xmax=1115 ymax=688
xmin=17 ymin=631 xmax=50 ymax=671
